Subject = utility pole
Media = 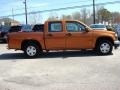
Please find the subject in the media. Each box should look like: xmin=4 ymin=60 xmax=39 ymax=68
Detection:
xmin=23 ymin=0 xmax=28 ymax=25
xmin=12 ymin=8 xmax=14 ymax=21
xmin=93 ymin=0 xmax=95 ymax=24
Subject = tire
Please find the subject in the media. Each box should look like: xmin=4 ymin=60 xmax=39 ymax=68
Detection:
xmin=0 ymin=39 xmax=7 ymax=43
xmin=24 ymin=43 xmax=41 ymax=57
xmin=96 ymin=40 xmax=113 ymax=55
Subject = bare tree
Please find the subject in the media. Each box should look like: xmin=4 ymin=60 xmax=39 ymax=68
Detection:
xmin=96 ymin=6 xmax=104 ymax=23
xmin=72 ymin=12 xmax=81 ymax=20
xmin=29 ymin=13 xmax=42 ymax=24
xmin=61 ymin=14 xmax=73 ymax=20
xmin=47 ymin=12 xmax=59 ymax=20
xmin=81 ymin=8 xmax=89 ymax=23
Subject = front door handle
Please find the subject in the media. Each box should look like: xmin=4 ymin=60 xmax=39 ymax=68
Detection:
xmin=66 ymin=33 xmax=72 ymax=36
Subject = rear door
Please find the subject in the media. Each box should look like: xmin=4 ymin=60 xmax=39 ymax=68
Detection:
xmin=45 ymin=21 xmax=66 ymax=50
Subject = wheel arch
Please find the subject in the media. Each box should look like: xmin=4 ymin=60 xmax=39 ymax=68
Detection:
xmin=21 ymin=39 xmax=42 ymax=51
xmin=95 ymin=36 xmax=114 ymax=48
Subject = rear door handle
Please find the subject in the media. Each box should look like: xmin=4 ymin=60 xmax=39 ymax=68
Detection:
xmin=66 ymin=33 xmax=72 ymax=36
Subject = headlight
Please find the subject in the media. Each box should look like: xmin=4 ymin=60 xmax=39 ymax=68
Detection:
xmin=115 ymin=33 xmax=118 ymax=40
xmin=115 ymin=33 xmax=118 ymax=37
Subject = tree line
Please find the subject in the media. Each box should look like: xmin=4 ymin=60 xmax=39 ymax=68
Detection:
xmin=1 ymin=6 xmax=120 ymax=25
xmin=48 ymin=6 xmax=120 ymax=25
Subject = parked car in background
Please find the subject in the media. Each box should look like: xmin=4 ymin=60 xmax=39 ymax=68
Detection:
xmin=114 ymin=24 xmax=120 ymax=40
xmin=90 ymin=24 xmax=107 ymax=30
xmin=0 ymin=25 xmax=10 ymax=42
xmin=0 ymin=24 xmax=33 ymax=43
xmin=21 ymin=24 xmax=33 ymax=32
xmin=106 ymin=25 xmax=115 ymax=32
xmin=9 ymin=24 xmax=33 ymax=33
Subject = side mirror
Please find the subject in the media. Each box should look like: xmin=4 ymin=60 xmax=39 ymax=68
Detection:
xmin=85 ymin=27 xmax=89 ymax=32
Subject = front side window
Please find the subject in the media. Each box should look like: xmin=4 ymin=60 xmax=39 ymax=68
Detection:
xmin=66 ymin=22 xmax=85 ymax=32
xmin=49 ymin=22 xmax=62 ymax=32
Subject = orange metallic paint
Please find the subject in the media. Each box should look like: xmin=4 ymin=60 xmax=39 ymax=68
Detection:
xmin=8 ymin=20 xmax=116 ymax=51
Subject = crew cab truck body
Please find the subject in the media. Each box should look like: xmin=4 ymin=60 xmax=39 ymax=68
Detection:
xmin=8 ymin=20 xmax=120 ymax=57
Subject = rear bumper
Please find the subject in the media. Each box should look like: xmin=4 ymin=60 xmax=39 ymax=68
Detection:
xmin=114 ymin=40 xmax=120 ymax=49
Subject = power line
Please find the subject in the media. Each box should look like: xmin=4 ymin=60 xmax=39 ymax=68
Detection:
xmin=26 ymin=0 xmax=90 ymax=10
xmin=0 ymin=0 xmax=30 ymax=12
xmin=0 ymin=0 xmax=90 ymax=12
xmin=0 ymin=0 xmax=120 ymax=18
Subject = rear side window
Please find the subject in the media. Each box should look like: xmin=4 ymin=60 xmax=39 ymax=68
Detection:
xmin=49 ymin=22 xmax=62 ymax=32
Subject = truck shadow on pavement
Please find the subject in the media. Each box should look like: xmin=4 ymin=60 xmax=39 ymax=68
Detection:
xmin=0 ymin=50 xmax=112 ymax=60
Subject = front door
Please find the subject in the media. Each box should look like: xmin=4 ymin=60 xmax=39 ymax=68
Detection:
xmin=45 ymin=22 xmax=66 ymax=50
xmin=65 ymin=21 xmax=93 ymax=49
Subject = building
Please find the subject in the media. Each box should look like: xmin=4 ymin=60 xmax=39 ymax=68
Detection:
xmin=0 ymin=18 xmax=20 ymax=26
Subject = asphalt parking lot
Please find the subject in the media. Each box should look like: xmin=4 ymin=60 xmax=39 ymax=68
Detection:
xmin=0 ymin=44 xmax=120 ymax=90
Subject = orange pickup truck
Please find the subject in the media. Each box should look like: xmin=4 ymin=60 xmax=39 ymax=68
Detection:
xmin=8 ymin=20 xmax=119 ymax=57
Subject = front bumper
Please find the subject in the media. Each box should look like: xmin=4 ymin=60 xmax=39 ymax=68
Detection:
xmin=114 ymin=40 xmax=120 ymax=49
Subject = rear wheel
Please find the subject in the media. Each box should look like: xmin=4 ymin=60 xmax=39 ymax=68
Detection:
xmin=96 ymin=40 xmax=113 ymax=55
xmin=24 ymin=43 xmax=41 ymax=57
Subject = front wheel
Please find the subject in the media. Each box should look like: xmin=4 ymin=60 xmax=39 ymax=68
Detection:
xmin=96 ymin=40 xmax=113 ymax=55
xmin=24 ymin=43 xmax=41 ymax=57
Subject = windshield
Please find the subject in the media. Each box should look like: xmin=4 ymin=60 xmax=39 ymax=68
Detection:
xmin=90 ymin=24 xmax=106 ymax=28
